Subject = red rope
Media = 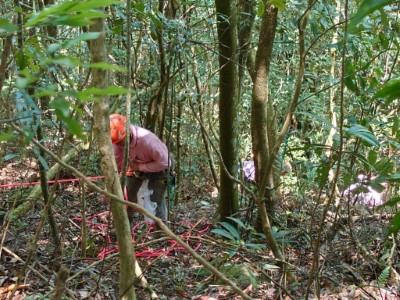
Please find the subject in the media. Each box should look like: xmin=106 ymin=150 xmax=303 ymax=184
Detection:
xmin=74 ymin=213 xmax=210 ymax=260
xmin=0 ymin=176 xmax=105 ymax=188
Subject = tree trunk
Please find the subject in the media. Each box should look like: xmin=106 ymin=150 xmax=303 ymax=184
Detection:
xmin=89 ymin=17 xmax=137 ymax=300
xmin=215 ymin=0 xmax=239 ymax=222
xmin=238 ymin=0 xmax=256 ymax=84
xmin=251 ymin=4 xmax=279 ymax=217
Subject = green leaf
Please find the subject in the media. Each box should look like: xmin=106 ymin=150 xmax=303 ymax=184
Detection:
xmin=50 ymin=99 xmax=70 ymax=118
xmin=69 ymin=0 xmax=122 ymax=12
xmin=60 ymin=32 xmax=102 ymax=50
xmin=49 ymin=56 xmax=79 ymax=67
xmin=346 ymin=124 xmax=379 ymax=147
xmin=32 ymin=148 xmax=49 ymax=170
xmin=244 ymin=243 xmax=266 ymax=250
xmin=296 ymin=112 xmax=334 ymax=128
xmin=378 ymin=266 xmax=391 ymax=285
xmin=55 ymin=11 xmax=108 ymax=26
xmin=26 ymin=0 xmax=121 ymax=28
xmin=226 ymin=216 xmax=246 ymax=229
xmin=349 ymin=0 xmax=395 ymax=31
xmin=50 ymin=99 xmax=84 ymax=139
xmin=387 ymin=173 xmax=400 ymax=182
xmin=344 ymin=60 xmax=359 ymax=94
xmin=269 ymin=0 xmax=286 ymax=10
xmin=374 ymin=158 xmax=393 ymax=173
xmin=3 ymin=153 xmax=20 ymax=161
xmin=388 ymin=212 xmax=400 ymax=235
xmin=0 ymin=131 xmax=13 ymax=142
xmin=211 ymin=228 xmax=235 ymax=241
xmin=220 ymin=222 xmax=240 ymax=240
xmin=0 ymin=18 xmax=18 ymax=33
xmin=257 ymin=1 xmax=265 ymax=17
xmin=367 ymin=150 xmax=377 ymax=165
xmin=374 ymin=79 xmax=400 ymax=101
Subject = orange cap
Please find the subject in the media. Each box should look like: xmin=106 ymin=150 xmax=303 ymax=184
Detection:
xmin=109 ymin=114 xmax=127 ymax=144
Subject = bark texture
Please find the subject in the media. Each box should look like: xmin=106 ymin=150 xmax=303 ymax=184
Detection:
xmin=215 ymin=0 xmax=239 ymax=221
xmin=251 ymin=4 xmax=279 ymax=216
xmin=89 ymin=17 xmax=137 ymax=300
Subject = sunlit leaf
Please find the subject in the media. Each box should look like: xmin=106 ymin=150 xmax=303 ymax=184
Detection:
xmin=0 ymin=131 xmax=13 ymax=142
xmin=257 ymin=1 xmax=265 ymax=17
xmin=269 ymin=0 xmax=286 ymax=10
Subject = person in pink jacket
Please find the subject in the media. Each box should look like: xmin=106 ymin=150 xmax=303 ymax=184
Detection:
xmin=109 ymin=114 xmax=169 ymax=224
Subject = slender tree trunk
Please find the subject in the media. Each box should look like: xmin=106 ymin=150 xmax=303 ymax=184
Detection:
xmin=238 ymin=0 xmax=256 ymax=83
xmin=215 ymin=0 xmax=239 ymax=222
xmin=174 ymin=99 xmax=182 ymax=205
xmin=325 ymin=0 xmax=341 ymax=158
xmin=251 ymin=4 xmax=279 ymax=217
xmin=89 ymin=17 xmax=136 ymax=300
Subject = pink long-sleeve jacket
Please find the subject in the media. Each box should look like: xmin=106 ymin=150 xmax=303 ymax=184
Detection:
xmin=112 ymin=124 xmax=169 ymax=175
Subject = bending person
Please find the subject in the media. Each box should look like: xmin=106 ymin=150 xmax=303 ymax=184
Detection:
xmin=109 ymin=114 xmax=169 ymax=224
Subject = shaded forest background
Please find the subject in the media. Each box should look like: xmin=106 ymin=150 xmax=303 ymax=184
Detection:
xmin=1 ymin=0 xmax=400 ymax=299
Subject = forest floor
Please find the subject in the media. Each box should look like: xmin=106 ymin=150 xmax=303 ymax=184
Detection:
xmin=1 ymin=158 xmax=400 ymax=299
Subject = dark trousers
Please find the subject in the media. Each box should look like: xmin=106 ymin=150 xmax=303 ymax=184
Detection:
xmin=126 ymin=170 xmax=168 ymax=224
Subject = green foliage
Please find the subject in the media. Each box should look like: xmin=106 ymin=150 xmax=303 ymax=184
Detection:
xmin=378 ymin=266 xmax=391 ymax=286
xmin=374 ymin=78 xmax=400 ymax=103
xmin=26 ymin=0 xmax=121 ymax=28
xmin=15 ymin=91 xmax=40 ymax=142
xmin=49 ymin=99 xmax=84 ymax=139
xmin=349 ymin=0 xmax=396 ymax=32
xmin=346 ymin=124 xmax=380 ymax=147
xmin=269 ymin=0 xmax=286 ymax=10
xmin=211 ymin=216 xmax=266 ymax=251
xmin=0 ymin=18 xmax=18 ymax=34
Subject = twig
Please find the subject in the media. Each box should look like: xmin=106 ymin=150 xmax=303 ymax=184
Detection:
xmin=2 ymin=247 xmax=77 ymax=299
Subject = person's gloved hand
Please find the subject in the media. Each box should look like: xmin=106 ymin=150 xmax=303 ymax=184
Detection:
xmin=129 ymin=160 xmax=139 ymax=172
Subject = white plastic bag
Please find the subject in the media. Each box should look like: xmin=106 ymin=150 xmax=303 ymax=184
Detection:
xmin=137 ymin=179 xmax=156 ymax=223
